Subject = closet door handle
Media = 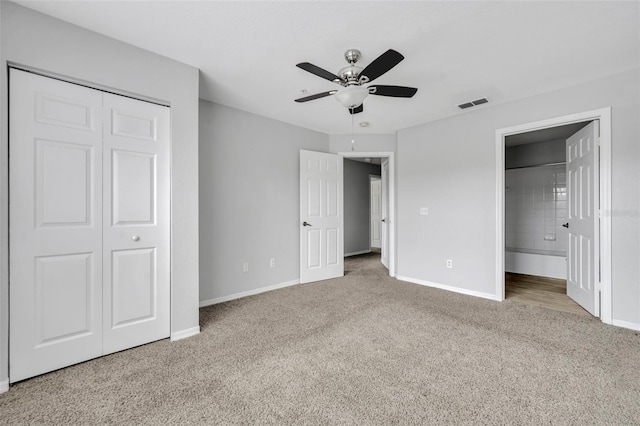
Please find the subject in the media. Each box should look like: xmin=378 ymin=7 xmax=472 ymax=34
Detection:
xmin=132 ymin=235 xmax=140 ymax=241
xmin=303 ymin=221 xmax=312 ymax=227
xmin=562 ymin=223 xmax=569 ymax=229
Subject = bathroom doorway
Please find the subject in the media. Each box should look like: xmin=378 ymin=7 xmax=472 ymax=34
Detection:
xmin=504 ymin=122 xmax=589 ymax=315
xmin=496 ymin=109 xmax=612 ymax=322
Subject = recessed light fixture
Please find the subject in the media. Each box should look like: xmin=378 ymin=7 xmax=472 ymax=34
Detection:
xmin=359 ymin=121 xmax=370 ymax=127
xmin=300 ymin=89 xmax=308 ymax=94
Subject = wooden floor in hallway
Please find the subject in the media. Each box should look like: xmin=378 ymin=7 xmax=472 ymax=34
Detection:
xmin=505 ymin=273 xmax=590 ymax=316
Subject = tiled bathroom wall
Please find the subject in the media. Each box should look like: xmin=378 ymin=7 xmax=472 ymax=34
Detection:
xmin=505 ymin=164 xmax=567 ymax=254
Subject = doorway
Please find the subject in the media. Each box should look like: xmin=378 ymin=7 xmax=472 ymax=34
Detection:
xmin=504 ymin=121 xmax=589 ymax=315
xmin=495 ymin=108 xmax=612 ymax=324
xmin=340 ymin=152 xmax=395 ymax=277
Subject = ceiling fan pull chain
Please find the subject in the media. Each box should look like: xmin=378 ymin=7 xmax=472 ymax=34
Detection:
xmin=351 ymin=110 xmax=355 ymax=151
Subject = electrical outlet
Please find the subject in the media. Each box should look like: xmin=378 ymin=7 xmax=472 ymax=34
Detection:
xmin=242 ymin=262 xmax=249 ymax=273
xmin=270 ymin=258 xmax=276 ymax=268
xmin=446 ymin=259 xmax=453 ymax=269
xmin=420 ymin=207 xmax=429 ymax=215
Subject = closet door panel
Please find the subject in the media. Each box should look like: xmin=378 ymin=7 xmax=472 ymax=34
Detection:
xmin=9 ymin=70 xmax=103 ymax=382
xmin=102 ymin=94 xmax=170 ymax=355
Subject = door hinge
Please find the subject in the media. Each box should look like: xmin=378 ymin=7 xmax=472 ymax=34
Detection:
xmin=595 ymin=281 xmax=601 ymax=293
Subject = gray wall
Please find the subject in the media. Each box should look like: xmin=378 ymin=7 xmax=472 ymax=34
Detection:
xmin=397 ymin=68 xmax=640 ymax=326
xmin=505 ymin=139 xmax=566 ymax=169
xmin=344 ymin=159 xmax=381 ymax=255
xmin=199 ymin=100 xmax=328 ymax=304
xmin=0 ymin=2 xmax=201 ymax=385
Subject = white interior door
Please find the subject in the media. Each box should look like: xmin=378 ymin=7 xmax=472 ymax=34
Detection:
xmin=381 ymin=159 xmax=390 ymax=269
xmin=370 ymin=177 xmax=382 ymax=248
xmin=9 ymin=69 xmax=104 ymax=382
xmin=566 ymin=121 xmax=599 ymax=316
xmin=300 ymin=150 xmax=343 ymax=283
xmin=102 ymin=94 xmax=170 ymax=354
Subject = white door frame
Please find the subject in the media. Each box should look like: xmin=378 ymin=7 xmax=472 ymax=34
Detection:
xmin=495 ymin=108 xmax=612 ymax=324
xmin=339 ymin=152 xmax=395 ymax=277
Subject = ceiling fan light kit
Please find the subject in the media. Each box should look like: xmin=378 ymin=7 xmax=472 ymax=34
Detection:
xmin=295 ymin=48 xmax=418 ymax=114
xmin=335 ymin=85 xmax=369 ymax=108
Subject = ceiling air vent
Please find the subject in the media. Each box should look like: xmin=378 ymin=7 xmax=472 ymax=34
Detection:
xmin=458 ymin=98 xmax=489 ymax=109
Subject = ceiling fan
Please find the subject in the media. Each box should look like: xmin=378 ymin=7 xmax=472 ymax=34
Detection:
xmin=295 ymin=49 xmax=418 ymax=115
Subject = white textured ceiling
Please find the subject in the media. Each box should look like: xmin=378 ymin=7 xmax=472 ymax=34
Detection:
xmin=15 ymin=1 xmax=640 ymax=135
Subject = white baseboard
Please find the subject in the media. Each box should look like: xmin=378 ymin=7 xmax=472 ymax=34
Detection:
xmin=344 ymin=249 xmax=371 ymax=257
xmin=199 ymin=279 xmax=300 ymax=308
xmin=611 ymin=319 xmax=640 ymax=331
xmin=170 ymin=326 xmax=200 ymax=341
xmin=0 ymin=379 xmax=8 ymax=394
xmin=396 ymin=275 xmax=499 ymax=302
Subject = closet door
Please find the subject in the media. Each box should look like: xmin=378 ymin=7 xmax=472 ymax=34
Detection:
xmin=9 ymin=70 xmax=104 ymax=382
xmin=102 ymin=94 xmax=170 ymax=354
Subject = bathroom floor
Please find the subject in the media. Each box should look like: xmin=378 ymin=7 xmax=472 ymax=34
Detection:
xmin=505 ymin=273 xmax=590 ymax=316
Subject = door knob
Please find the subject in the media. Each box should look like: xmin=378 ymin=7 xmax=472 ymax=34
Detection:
xmin=562 ymin=223 xmax=569 ymax=229
xmin=132 ymin=235 xmax=140 ymax=241
xmin=381 ymin=218 xmax=386 ymax=223
xmin=303 ymin=221 xmax=312 ymax=227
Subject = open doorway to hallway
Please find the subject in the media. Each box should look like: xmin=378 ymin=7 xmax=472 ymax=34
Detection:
xmin=343 ymin=157 xmax=381 ymax=258
xmin=340 ymin=152 xmax=395 ymax=277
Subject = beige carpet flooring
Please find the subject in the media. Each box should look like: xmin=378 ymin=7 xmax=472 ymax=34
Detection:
xmin=2 ymin=252 xmax=639 ymax=424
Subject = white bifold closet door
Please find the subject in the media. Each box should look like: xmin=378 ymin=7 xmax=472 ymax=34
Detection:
xmin=9 ymin=69 xmax=170 ymax=383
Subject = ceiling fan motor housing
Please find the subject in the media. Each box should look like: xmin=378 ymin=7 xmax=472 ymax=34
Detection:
xmin=339 ymin=49 xmax=364 ymax=84
xmin=338 ymin=65 xmax=363 ymax=83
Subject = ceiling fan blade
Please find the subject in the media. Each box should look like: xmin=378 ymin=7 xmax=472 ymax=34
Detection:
xmin=369 ymin=85 xmax=418 ymax=98
xmin=360 ymin=49 xmax=404 ymax=83
xmin=349 ymin=104 xmax=364 ymax=115
xmin=294 ymin=90 xmax=337 ymax=103
xmin=296 ymin=62 xmax=341 ymax=82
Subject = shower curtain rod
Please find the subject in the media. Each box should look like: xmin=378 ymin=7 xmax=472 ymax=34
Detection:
xmin=506 ymin=161 xmax=566 ymax=170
